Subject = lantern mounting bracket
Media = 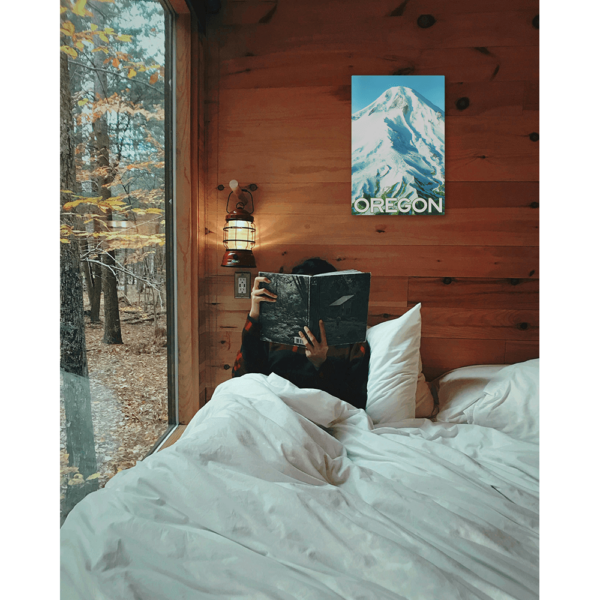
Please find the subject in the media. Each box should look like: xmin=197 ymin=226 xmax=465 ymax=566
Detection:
xmin=226 ymin=189 xmax=254 ymax=214
xmin=218 ymin=183 xmax=258 ymax=192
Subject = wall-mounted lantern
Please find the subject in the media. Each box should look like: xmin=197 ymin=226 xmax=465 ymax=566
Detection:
xmin=221 ymin=180 xmax=256 ymax=268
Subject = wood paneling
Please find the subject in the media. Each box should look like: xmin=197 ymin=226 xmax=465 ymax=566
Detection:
xmin=408 ymin=278 xmax=539 ymax=308
xmin=218 ymin=85 xmax=537 ymax=123
xmin=170 ymin=0 xmax=190 ymax=15
xmin=523 ymin=81 xmax=539 ymax=111
xmin=218 ymin=12 xmax=538 ymax=59
xmin=176 ymin=13 xmax=200 ymax=423
xmin=369 ymin=307 xmax=538 ymax=341
xmin=221 ymin=46 xmax=539 ymax=90
xmin=420 ymin=307 xmax=538 ymax=340
xmin=173 ymin=9 xmax=209 ymax=421
xmin=217 ymin=102 xmax=539 ymax=182
xmin=445 ymin=82 xmax=528 ymax=117
xmin=213 ymin=181 xmax=539 ymax=212
xmin=505 ymin=341 xmax=539 ymax=364
xmin=220 ymin=47 xmax=538 ymax=90
xmin=252 ymin=245 xmax=538 ymax=278
xmin=200 ymin=0 xmax=539 ymax=404
xmin=420 ymin=338 xmax=507 ymax=380
xmin=221 ymin=1 xmax=539 ymax=27
xmin=248 ymin=210 xmax=537 ymax=246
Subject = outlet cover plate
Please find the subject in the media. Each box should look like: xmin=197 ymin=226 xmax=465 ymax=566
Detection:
xmin=234 ymin=271 xmax=251 ymax=299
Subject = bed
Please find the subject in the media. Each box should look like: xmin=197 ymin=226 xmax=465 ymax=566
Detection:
xmin=60 ymin=305 xmax=539 ymax=599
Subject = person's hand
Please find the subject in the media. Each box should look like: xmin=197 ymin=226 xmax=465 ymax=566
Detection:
xmin=299 ymin=320 xmax=328 ymax=369
xmin=249 ymin=276 xmax=277 ymax=320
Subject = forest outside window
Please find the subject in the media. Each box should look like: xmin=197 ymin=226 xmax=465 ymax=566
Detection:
xmin=59 ymin=0 xmax=177 ymax=525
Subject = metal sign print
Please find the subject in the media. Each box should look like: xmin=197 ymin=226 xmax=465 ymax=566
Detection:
xmin=351 ymin=75 xmax=445 ymax=215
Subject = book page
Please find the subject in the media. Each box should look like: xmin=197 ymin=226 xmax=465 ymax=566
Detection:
xmin=317 ymin=272 xmax=371 ymax=345
xmin=258 ymin=272 xmax=311 ymax=345
xmin=314 ymin=270 xmax=362 ymax=277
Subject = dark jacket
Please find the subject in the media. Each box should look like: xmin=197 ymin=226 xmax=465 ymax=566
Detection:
xmin=232 ymin=315 xmax=370 ymax=409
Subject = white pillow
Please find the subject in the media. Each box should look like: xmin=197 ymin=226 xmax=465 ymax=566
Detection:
xmin=365 ymin=304 xmax=421 ymax=423
xmin=464 ymin=359 xmax=539 ymax=442
xmin=415 ymin=355 xmax=435 ymax=419
xmin=432 ymin=364 xmax=508 ymax=423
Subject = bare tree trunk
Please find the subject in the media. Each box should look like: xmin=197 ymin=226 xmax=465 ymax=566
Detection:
xmin=80 ymin=239 xmax=102 ymax=322
xmin=92 ymin=38 xmax=122 ymax=344
xmin=102 ymin=248 xmax=123 ymax=344
xmin=60 ymin=51 xmax=98 ymax=524
xmin=89 ymin=259 xmax=103 ymax=322
xmin=123 ymin=248 xmax=129 ymax=298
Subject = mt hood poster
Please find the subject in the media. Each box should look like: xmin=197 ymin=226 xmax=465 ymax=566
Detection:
xmin=351 ymin=75 xmax=445 ymax=215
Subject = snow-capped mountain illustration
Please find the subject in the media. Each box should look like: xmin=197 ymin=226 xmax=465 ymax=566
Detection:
xmin=352 ymin=86 xmax=445 ymax=212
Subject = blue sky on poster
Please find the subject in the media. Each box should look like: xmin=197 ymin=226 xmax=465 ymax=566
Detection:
xmin=351 ymin=75 xmax=445 ymax=114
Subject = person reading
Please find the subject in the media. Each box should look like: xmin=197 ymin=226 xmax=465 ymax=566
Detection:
xmin=232 ymin=258 xmax=371 ymax=409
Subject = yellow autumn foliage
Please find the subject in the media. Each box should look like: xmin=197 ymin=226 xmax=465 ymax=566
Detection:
xmin=72 ymin=0 xmax=86 ymax=17
xmin=60 ymin=45 xmax=77 ymax=58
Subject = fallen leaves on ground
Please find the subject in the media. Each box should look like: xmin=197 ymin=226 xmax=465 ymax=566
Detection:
xmin=60 ymin=301 xmax=170 ymax=517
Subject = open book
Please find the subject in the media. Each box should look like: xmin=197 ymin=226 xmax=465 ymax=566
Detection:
xmin=258 ymin=270 xmax=371 ymax=346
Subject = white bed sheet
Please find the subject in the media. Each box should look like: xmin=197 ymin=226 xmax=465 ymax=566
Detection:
xmin=60 ymin=373 xmax=539 ymax=600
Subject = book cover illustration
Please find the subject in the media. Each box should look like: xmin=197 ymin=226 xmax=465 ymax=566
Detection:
xmin=351 ymin=75 xmax=445 ymax=215
xmin=258 ymin=271 xmax=371 ymax=346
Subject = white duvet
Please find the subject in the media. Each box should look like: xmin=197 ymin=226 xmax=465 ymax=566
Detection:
xmin=61 ymin=373 xmax=539 ymax=600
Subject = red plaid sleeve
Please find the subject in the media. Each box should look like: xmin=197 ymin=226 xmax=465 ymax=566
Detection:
xmin=232 ymin=314 xmax=269 ymax=378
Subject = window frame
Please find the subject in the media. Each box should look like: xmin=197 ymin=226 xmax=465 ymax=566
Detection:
xmin=150 ymin=0 xmax=203 ymax=453
xmin=144 ymin=0 xmax=179 ymax=454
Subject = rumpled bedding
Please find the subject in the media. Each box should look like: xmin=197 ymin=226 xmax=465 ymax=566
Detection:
xmin=60 ymin=373 xmax=538 ymax=600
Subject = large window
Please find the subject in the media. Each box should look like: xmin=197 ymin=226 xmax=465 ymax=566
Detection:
xmin=60 ymin=0 xmax=176 ymax=524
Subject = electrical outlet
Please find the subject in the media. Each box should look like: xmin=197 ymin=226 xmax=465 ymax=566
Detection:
xmin=234 ymin=272 xmax=251 ymax=299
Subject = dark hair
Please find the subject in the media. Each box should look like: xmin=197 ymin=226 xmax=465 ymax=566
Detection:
xmin=291 ymin=257 xmax=337 ymax=276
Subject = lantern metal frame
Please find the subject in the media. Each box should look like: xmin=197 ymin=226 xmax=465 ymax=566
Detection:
xmin=221 ymin=188 xmax=257 ymax=268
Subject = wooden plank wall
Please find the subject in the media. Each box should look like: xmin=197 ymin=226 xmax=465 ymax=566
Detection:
xmin=202 ymin=0 xmax=539 ymax=396
xmin=175 ymin=10 xmax=209 ymax=422
xmin=195 ymin=24 xmax=209 ymax=416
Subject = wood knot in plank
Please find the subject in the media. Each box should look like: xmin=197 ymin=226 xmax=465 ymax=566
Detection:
xmin=455 ymin=97 xmax=470 ymax=111
xmin=331 ymin=85 xmax=351 ymax=102
xmin=530 ymin=202 xmax=539 ymax=208
xmin=442 ymin=277 xmax=453 ymax=285
xmin=389 ymin=0 xmax=410 ymax=17
xmin=532 ymin=15 xmax=539 ymax=29
xmin=393 ymin=66 xmax=415 ymax=76
xmin=510 ymin=278 xmax=520 ymax=286
xmin=529 ymin=132 xmax=539 ymax=142
xmin=259 ymin=4 xmax=277 ymax=24
xmin=518 ymin=322 xmax=529 ymax=331
xmin=417 ymin=14 xmax=436 ymax=28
